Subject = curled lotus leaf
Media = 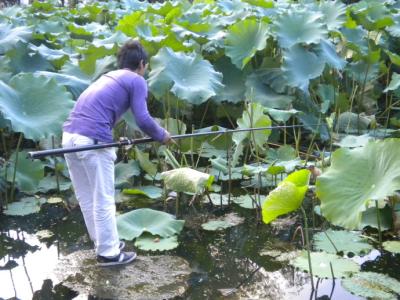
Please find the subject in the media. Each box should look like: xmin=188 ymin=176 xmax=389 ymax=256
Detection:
xmin=161 ymin=167 xmax=214 ymax=194
xmin=316 ymin=139 xmax=400 ymax=230
xmin=262 ymin=169 xmax=310 ymax=224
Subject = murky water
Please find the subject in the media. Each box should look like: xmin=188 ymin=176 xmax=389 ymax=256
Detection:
xmin=0 ymin=201 xmax=394 ymax=300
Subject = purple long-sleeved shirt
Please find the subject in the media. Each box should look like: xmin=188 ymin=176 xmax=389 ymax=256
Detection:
xmin=63 ymin=69 xmax=166 ymax=143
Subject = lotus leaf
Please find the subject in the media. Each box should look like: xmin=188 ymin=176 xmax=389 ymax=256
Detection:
xmin=313 ymin=229 xmax=373 ymax=256
xmin=4 ymin=197 xmax=46 ymax=216
xmin=383 ymin=241 xmax=400 ymax=254
xmin=38 ymin=175 xmax=72 ymax=193
xmin=335 ymin=134 xmax=372 ymax=148
xmin=213 ymin=56 xmax=246 ymax=104
xmin=317 ymin=139 xmax=400 ymax=230
xmin=282 ymin=45 xmax=325 ymax=92
xmin=224 ymin=18 xmax=269 ymax=69
xmin=335 ymin=112 xmax=372 ymax=133
xmin=161 ymin=167 xmax=214 ymax=194
xmin=148 ymin=47 xmax=223 ymax=104
xmin=206 ymin=193 xmax=230 ymax=206
xmin=135 ymin=147 xmax=157 ymax=177
xmin=0 ymin=24 xmax=32 ymax=54
xmin=262 ymin=169 xmax=310 ymax=224
xmin=319 ymin=0 xmax=346 ymax=31
xmin=117 ymin=208 xmax=185 ymax=240
xmin=342 ymin=272 xmax=400 ymax=300
xmin=388 ymin=14 xmax=400 ymax=37
xmin=275 ymin=9 xmax=327 ymax=49
xmin=232 ymin=102 xmax=272 ymax=149
xmin=0 ymin=74 xmax=74 ymax=141
xmin=6 ymin=151 xmax=45 ymax=194
xmin=233 ymin=194 xmax=264 ymax=209
xmin=122 ymin=186 xmax=163 ymax=199
xmin=316 ymin=39 xmax=346 ymax=70
xmin=201 ymin=213 xmax=244 ymax=231
xmin=384 ymin=72 xmax=400 ymax=92
xmin=290 ymin=251 xmax=359 ymax=278
xmin=135 ymin=234 xmax=179 ymax=251
xmin=115 ymin=160 xmax=140 ymax=188
xmin=265 ymin=108 xmax=298 ymax=123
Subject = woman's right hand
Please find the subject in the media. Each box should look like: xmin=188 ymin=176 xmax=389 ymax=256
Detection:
xmin=163 ymin=130 xmax=172 ymax=144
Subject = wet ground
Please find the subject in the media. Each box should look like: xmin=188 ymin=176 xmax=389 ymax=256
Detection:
xmin=0 ymin=200 xmax=397 ymax=300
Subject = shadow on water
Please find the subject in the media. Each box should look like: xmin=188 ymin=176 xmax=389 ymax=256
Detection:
xmin=0 ymin=200 xmax=392 ymax=300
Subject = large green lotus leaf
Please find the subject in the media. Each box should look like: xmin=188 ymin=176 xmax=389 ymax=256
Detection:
xmin=290 ymin=251 xmax=360 ymax=278
xmin=232 ymin=102 xmax=272 ymax=148
xmin=265 ymin=108 xmax=298 ymax=123
xmin=0 ymin=24 xmax=32 ymax=54
xmin=224 ymin=18 xmax=269 ymax=69
xmin=161 ymin=167 xmax=214 ymax=194
xmin=6 ymin=151 xmax=45 ymax=194
xmin=262 ymin=169 xmax=310 ymax=224
xmin=342 ymin=272 xmax=400 ymax=300
xmin=282 ymin=45 xmax=325 ymax=91
xmin=6 ymin=42 xmax=54 ymax=74
xmin=135 ymin=234 xmax=179 ymax=251
xmin=212 ymin=56 xmax=246 ymax=104
xmin=316 ymin=39 xmax=346 ymax=70
xmin=34 ymin=71 xmax=90 ymax=99
xmin=160 ymin=117 xmax=187 ymax=135
xmin=383 ymin=241 xmax=400 ymax=254
xmin=4 ymin=197 xmax=46 ymax=216
xmin=148 ymin=47 xmax=223 ymax=104
xmin=313 ymin=229 xmax=373 ymax=256
xmin=233 ymin=194 xmax=265 ymax=209
xmin=115 ymin=160 xmax=141 ymax=188
xmin=316 ymin=139 xmax=400 ymax=230
xmin=122 ymin=186 xmax=163 ymax=200
xmin=117 ymin=208 xmax=184 ymax=240
xmin=347 ymin=61 xmax=379 ymax=83
xmin=275 ymin=9 xmax=327 ymax=49
xmin=360 ymin=205 xmax=393 ymax=230
xmin=0 ymin=74 xmax=74 ymax=141
xmin=245 ymin=72 xmax=292 ymax=109
xmin=201 ymin=213 xmax=244 ymax=231
xmin=318 ymin=0 xmax=346 ymax=31
xmin=30 ymin=44 xmax=70 ymax=68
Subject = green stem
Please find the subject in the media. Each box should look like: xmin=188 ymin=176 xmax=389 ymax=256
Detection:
xmin=52 ymin=136 xmax=60 ymax=194
xmin=375 ymin=200 xmax=382 ymax=250
xmin=300 ymin=206 xmax=314 ymax=291
xmin=10 ymin=133 xmax=23 ymax=202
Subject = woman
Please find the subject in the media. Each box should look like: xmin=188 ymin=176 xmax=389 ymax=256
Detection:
xmin=62 ymin=40 xmax=171 ymax=266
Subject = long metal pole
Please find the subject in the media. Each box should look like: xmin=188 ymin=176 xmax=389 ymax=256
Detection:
xmin=28 ymin=125 xmax=307 ymax=159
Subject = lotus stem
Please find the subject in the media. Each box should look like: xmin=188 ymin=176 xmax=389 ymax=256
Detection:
xmin=375 ymin=200 xmax=383 ymax=250
xmin=52 ymin=136 xmax=60 ymax=194
xmin=10 ymin=133 xmax=23 ymax=202
xmin=300 ymin=205 xmax=314 ymax=291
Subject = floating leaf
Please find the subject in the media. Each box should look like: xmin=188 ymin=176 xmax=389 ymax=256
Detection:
xmin=117 ymin=208 xmax=184 ymax=240
xmin=342 ymin=272 xmax=400 ymax=300
xmin=233 ymin=194 xmax=264 ymax=209
xmin=262 ymin=169 xmax=311 ymax=224
xmin=4 ymin=197 xmax=46 ymax=216
xmin=317 ymin=139 xmax=400 ymax=230
xmin=313 ymin=230 xmax=373 ymax=256
xmin=122 ymin=186 xmax=163 ymax=200
xmin=290 ymin=251 xmax=359 ymax=278
xmin=383 ymin=241 xmax=400 ymax=254
xmin=205 ymin=193 xmax=230 ymax=206
xmin=135 ymin=234 xmax=179 ymax=251
xmin=161 ymin=167 xmax=214 ymax=194
xmin=201 ymin=213 xmax=244 ymax=231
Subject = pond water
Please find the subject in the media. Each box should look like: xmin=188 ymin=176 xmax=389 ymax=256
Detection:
xmin=0 ymin=200 xmax=395 ymax=300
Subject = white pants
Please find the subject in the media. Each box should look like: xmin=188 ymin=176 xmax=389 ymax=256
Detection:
xmin=62 ymin=132 xmax=119 ymax=257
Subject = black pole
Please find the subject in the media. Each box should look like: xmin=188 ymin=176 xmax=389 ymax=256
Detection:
xmin=28 ymin=125 xmax=308 ymax=159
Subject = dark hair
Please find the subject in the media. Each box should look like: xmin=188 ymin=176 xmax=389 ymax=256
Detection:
xmin=117 ymin=40 xmax=148 ymax=70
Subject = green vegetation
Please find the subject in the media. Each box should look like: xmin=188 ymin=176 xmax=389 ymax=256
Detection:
xmin=2 ymin=0 xmax=400 ymax=298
